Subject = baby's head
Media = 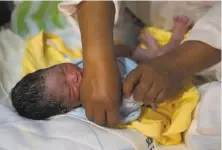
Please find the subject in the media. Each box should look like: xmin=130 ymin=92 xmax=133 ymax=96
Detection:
xmin=11 ymin=63 xmax=83 ymax=120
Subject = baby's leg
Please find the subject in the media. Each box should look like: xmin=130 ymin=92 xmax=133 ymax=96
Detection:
xmin=120 ymin=16 xmax=193 ymax=62
xmin=114 ymin=29 xmax=160 ymax=62
xmin=140 ymin=29 xmax=159 ymax=50
xmin=156 ymin=16 xmax=193 ymax=56
xmin=131 ymin=30 xmax=160 ymax=62
xmin=171 ymin=16 xmax=193 ymax=43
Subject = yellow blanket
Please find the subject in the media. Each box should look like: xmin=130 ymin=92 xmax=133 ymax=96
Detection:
xmin=22 ymin=31 xmax=82 ymax=76
xmin=22 ymin=28 xmax=199 ymax=146
xmin=140 ymin=26 xmax=189 ymax=48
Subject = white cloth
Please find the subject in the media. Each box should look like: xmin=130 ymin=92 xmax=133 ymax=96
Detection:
xmin=183 ymin=2 xmax=221 ymax=50
xmin=184 ymin=81 xmax=221 ymax=150
xmin=0 ymin=29 xmax=24 ymax=109
xmin=124 ymin=1 xmax=217 ymax=30
xmin=197 ymin=82 xmax=221 ymax=136
xmin=185 ymin=120 xmax=221 ymax=150
xmin=58 ymin=1 xmax=135 ymax=43
xmin=0 ymin=104 xmax=148 ymax=150
xmin=58 ymin=1 xmax=121 ymax=25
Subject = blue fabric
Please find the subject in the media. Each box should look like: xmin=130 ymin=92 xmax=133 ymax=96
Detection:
xmin=68 ymin=57 xmax=142 ymax=124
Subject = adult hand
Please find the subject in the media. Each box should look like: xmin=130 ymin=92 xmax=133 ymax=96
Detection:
xmin=123 ymin=57 xmax=185 ymax=105
xmin=124 ymin=40 xmax=222 ymax=105
xmin=77 ymin=1 xmax=121 ymax=127
xmin=80 ymin=64 xmax=121 ymax=127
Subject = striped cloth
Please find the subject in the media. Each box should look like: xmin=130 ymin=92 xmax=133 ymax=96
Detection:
xmin=11 ymin=1 xmax=70 ymax=39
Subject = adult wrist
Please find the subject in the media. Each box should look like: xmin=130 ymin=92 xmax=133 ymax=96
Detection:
xmin=174 ymin=41 xmax=221 ymax=77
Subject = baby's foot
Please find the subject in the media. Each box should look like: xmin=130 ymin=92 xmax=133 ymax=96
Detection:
xmin=140 ymin=30 xmax=159 ymax=51
xmin=171 ymin=16 xmax=193 ymax=41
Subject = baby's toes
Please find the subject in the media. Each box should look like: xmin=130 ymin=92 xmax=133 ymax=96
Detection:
xmin=173 ymin=16 xmax=179 ymax=21
xmin=185 ymin=19 xmax=194 ymax=29
xmin=177 ymin=15 xmax=188 ymax=24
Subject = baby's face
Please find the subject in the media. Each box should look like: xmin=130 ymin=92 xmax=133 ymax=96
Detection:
xmin=44 ymin=63 xmax=83 ymax=108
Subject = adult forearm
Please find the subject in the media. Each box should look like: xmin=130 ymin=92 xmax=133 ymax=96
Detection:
xmin=163 ymin=41 xmax=221 ymax=78
xmin=77 ymin=1 xmax=116 ymax=71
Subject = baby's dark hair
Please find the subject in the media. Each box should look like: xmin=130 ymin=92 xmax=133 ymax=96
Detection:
xmin=10 ymin=69 xmax=69 ymax=120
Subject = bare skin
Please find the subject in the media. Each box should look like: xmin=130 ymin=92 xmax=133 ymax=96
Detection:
xmin=77 ymin=1 xmax=121 ymax=127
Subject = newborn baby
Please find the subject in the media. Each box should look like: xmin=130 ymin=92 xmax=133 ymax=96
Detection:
xmin=11 ymin=16 xmax=192 ymax=122
xmin=12 ymin=58 xmax=142 ymax=123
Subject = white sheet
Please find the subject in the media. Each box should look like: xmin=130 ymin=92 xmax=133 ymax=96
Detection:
xmin=0 ymin=104 xmax=149 ymax=150
xmin=0 ymin=29 xmax=24 ymax=109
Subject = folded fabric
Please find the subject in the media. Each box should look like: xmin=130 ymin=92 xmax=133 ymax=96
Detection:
xmin=119 ymin=82 xmax=199 ymax=145
xmin=23 ymin=31 xmax=200 ymax=145
xmin=22 ymin=31 xmax=82 ymax=76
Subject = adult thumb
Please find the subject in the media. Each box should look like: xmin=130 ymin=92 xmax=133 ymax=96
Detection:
xmin=123 ymin=68 xmax=142 ymax=98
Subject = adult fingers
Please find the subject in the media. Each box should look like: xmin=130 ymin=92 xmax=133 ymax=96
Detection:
xmin=133 ymin=79 xmax=153 ymax=102
xmin=85 ymin=105 xmax=94 ymax=121
xmin=93 ymin=107 xmax=106 ymax=126
xmin=123 ymin=68 xmax=142 ymax=98
xmin=143 ymin=82 xmax=162 ymax=105
xmin=106 ymin=106 xmax=120 ymax=128
xmin=154 ymin=88 xmax=167 ymax=105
